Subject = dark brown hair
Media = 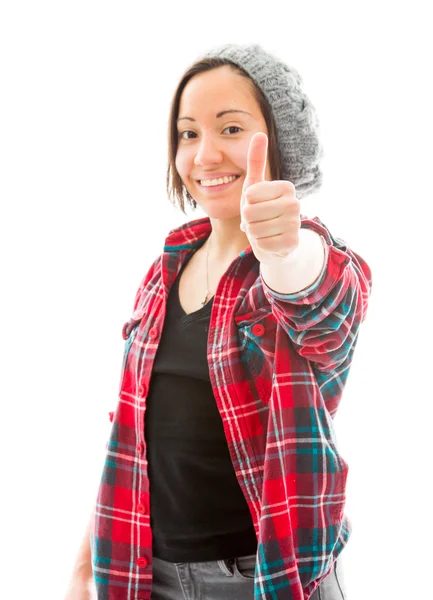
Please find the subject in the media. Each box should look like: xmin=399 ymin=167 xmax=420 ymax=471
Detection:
xmin=166 ymin=58 xmax=283 ymax=215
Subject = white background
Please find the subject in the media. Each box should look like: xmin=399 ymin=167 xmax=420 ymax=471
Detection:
xmin=1 ymin=2 xmax=431 ymax=599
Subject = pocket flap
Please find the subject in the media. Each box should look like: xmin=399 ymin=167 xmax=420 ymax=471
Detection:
xmin=122 ymin=317 xmax=142 ymax=340
xmin=234 ymin=307 xmax=273 ymax=327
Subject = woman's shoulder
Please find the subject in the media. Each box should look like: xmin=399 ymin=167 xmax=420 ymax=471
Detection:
xmin=131 ymin=254 xmax=163 ymax=315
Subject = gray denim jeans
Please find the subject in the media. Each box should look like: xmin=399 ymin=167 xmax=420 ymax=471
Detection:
xmin=150 ymin=553 xmax=347 ymax=599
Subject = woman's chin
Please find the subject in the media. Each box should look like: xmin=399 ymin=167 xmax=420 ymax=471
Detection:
xmin=195 ymin=192 xmax=242 ymax=214
xmin=198 ymin=203 xmax=241 ymax=220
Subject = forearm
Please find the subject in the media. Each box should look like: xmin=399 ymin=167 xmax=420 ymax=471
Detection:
xmin=260 ymin=228 xmax=326 ymax=295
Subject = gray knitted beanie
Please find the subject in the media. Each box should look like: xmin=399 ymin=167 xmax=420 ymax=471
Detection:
xmin=196 ymin=43 xmax=324 ymax=199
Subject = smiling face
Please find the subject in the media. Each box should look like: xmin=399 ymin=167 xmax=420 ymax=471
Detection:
xmin=175 ymin=66 xmax=272 ymax=220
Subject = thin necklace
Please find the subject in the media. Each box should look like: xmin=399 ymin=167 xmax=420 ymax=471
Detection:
xmin=201 ymin=236 xmax=212 ymax=307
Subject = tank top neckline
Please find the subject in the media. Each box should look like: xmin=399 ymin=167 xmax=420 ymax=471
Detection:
xmin=173 ymin=249 xmax=214 ymax=322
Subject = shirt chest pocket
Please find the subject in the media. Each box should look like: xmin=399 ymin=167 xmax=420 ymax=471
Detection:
xmin=234 ymin=308 xmax=278 ymax=383
xmin=118 ymin=312 xmax=145 ymax=394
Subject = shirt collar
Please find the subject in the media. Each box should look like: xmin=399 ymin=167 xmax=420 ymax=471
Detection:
xmin=163 ymin=216 xmax=254 ymax=257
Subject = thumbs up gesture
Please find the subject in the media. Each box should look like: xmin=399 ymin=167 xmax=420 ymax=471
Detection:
xmin=240 ymin=132 xmax=301 ymax=266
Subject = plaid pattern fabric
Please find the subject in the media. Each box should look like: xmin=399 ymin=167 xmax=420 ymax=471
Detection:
xmin=91 ymin=215 xmax=372 ymax=600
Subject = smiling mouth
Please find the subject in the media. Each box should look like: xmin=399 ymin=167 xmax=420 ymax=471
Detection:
xmin=197 ymin=175 xmax=241 ymax=190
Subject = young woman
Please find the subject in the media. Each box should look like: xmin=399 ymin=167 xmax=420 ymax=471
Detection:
xmin=66 ymin=43 xmax=372 ymax=600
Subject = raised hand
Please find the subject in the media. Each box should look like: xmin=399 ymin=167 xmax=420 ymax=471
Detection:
xmin=240 ymin=132 xmax=301 ymax=266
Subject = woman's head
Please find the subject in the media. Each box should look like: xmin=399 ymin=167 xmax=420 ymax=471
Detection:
xmin=167 ymin=58 xmax=281 ymax=216
xmin=172 ymin=62 xmax=280 ymax=218
xmin=167 ymin=44 xmax=323 ymax=216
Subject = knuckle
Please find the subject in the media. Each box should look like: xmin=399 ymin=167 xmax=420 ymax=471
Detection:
xmin=242 ymin=205 xmax=254 ymax=221
xmin=284 ymin=180 xmax=296 ymax=194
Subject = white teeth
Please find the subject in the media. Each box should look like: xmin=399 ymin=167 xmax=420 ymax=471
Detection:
xmin=200 ymin=175 xmax=238 ymax=187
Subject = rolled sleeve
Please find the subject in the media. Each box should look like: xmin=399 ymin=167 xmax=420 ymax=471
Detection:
xmin=260 ymin=216 xmax=372 ymax=371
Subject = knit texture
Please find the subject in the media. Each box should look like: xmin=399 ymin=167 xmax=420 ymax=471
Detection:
xmin=197 ymin=43 xmax=324 ymax=199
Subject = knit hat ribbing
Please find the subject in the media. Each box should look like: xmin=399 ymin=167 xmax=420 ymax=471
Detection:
xmin=196 ymin=43 xmax=324 ymax=199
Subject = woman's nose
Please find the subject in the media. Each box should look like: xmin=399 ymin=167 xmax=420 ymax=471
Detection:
xmin=194 ymin=135 xmax=223 ymax=166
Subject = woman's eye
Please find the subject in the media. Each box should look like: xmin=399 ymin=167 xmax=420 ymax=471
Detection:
xmin=178 ymin=130 xmax=196 ymax=140
xmin=178 ymin=126 xmax=242 ymax=140
xmin=224 ymin=126 xmax=242 ymax=134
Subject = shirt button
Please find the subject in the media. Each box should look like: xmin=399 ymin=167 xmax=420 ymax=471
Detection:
xmin=137 ymin=443 xmax=144 ymax=455
xmin=137 ymin=503 xmax=146 ymax=515
xmin=136 ymin=557 xmax=148 ymax=568
xmin=149 ymin=327 xmax=158 ymax=339
xmin=138 ymin=384 xmax=147 ymax=397
xmin=252 ymin=323 xmax=265 ymax=336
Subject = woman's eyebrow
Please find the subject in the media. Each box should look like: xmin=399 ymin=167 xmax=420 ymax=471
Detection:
xmin=177 ymin=109 xmax=252 ymax=123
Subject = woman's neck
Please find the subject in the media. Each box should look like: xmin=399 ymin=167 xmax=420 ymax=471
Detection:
xmin=205 ymin=219 xmax=250 ymax=261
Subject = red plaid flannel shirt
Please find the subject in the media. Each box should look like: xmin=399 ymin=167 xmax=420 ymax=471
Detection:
xmin=91 ymin=214 xmax=372 ymax=599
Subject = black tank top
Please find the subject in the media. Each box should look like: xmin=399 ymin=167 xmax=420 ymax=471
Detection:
xmin=144 ymin=249 xmax=258 ymax=562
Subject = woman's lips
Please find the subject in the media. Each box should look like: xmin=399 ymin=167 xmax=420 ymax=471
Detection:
xmin=197 ymin=175 xmax=241 ymax=192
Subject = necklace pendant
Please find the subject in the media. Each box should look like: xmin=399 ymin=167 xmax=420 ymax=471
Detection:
xmin=201 ymin=292 xmax=209 ymax=307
